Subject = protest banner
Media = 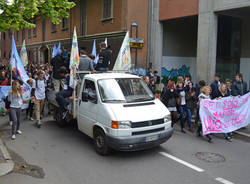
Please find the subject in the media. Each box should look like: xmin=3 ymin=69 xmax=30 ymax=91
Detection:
xmin=113 ymin=32 xmax=131 ymax=71
xmin=200 ymin=93 xmax=250 ymax=135
xmin=0 ymin=85 xmax=31 ymax=110
xmin=69 ymin=27 xmax=79 ymax=87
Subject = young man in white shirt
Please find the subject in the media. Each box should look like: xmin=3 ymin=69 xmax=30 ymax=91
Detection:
xmin=31 ymin=70 xmax=46 ymax=128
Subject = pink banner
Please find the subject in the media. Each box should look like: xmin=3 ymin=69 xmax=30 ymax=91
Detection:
xmin=199 ymin=93 xmax=250 ymax=135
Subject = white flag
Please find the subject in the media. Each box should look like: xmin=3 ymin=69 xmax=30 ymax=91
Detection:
xmin=113 ymin=32 xmax=131 ymax=71
xmin=69 ymin=27 xmax=80 ymax=87
xmin=104 ymin=38 xmax=108 ymax=47
xmin=20 ymin=40 xmax=28 ymax=67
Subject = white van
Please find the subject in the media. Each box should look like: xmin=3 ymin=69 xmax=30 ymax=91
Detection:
xmin=48 ymin=72 xmax=173 ymax=155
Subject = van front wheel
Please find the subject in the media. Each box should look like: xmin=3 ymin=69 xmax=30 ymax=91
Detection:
xmin=94 ymin=129 xmax=110 ymax=155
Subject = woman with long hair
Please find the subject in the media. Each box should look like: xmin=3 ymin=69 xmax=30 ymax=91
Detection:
xmin=8 ymin=80 xmax=23 ymax=140
xmin=176 ymin=80 xmax=190 ymax=133
xmin=161 ymin=81 xmax=179 ymax=127
xmin=197 ymin=86 xmax=213 ymax=143
xmin=217 ymin=83 xmax=232 ymax=141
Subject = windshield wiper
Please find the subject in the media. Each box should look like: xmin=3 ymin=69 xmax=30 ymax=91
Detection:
xmin=129 ymin=97 xmax=154 ymax=102
xmin=103 ymin=99 xmax=126 ymax=103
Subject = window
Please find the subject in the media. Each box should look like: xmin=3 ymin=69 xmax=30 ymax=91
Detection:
xmin=16 ymin=31 xmax=19 ymax=41
xmin=51 ymin=23 xmax=57 ymax=33
xmin=28 ymin=29 xmax=31 ymax=39
xmin=3 ymin=32 xmax=5 ymax=40
xmin=22 ymin=29 xmax=25 ymax=41
xmin=98 ymin=78 xmax=154 ymax=103
xmin=83 ymin=80 xmax=97 ymax=103
xmin=62 ymin=18 xmax=68 ymax=31
xmin=102 ymin=0 xmax=113 ymax=20
xmin=33 ymin=20 xmax=37 ymax=38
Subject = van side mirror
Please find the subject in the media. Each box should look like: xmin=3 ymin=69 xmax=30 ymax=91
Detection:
xmin=82 ymin=91 xmax=88 ymax=102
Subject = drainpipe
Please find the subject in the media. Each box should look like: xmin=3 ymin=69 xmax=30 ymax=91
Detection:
xmin=147 ymin=0 xmax=153 ymax=71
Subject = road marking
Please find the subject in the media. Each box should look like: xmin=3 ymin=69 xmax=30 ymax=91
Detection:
xmin=159 ymin=152 xmax=204 ymax=172
xmin=215 ymin=177 xmax=234 ymax=184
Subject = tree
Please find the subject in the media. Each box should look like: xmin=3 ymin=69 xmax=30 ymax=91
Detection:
xmin=0 ymin=0 xmax=76 ymax=32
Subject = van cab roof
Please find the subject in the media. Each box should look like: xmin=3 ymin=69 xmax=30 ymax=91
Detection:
xmin=84 ymin=72 xmax=140 ymax=81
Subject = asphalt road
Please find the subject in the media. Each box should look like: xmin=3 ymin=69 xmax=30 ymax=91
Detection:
xmin=0 ymin=115 xmax=250 ymax=184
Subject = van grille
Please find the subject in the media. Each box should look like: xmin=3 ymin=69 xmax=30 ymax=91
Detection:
xmin=131 ymin=118 xmax=164 ymax=128
xmin=132 ymin=127 xmax=165 ymax=136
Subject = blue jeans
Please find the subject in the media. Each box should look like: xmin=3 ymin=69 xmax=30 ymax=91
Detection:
xmin=56 ymin=90 xmax=73 ymax=112
xmin=179 ymin=105 xmax=192 ymax=129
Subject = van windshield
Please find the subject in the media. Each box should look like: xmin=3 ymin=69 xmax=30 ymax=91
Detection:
xmin=98 ymin=78 xmax=155 ymax=103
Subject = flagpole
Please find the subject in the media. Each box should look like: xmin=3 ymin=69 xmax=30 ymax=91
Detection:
xmin=10 ymin=38 xmax=13 ymax=86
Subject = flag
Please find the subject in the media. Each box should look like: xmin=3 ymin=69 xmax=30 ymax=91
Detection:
xmin=113 ymin=32 xmax=131 ymax=71
xmin=92 ymin=39 xmax=97 ymax=57
xmin=10 ymin=36 xmax=29 ymax=83
xmin=69 ymin=27 xmax=80 ymax=87
xmin=104 ymin=38 xmax=108 ymax=47
xmin=56 ymin=42 xmax=61 ymax=56
xmin=52 ymin=44 xmax=57 ymax=58
xmin=93 ymin=54 xmax=99 ymax=66
xmin=92 ymin=39 xmax=99 ymax=66
xmin=20 ymin=40 xmax=28 ymax=66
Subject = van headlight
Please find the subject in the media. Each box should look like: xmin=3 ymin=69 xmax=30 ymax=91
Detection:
xmin=119 ymin=121 xmax=131 ymax=129
xmin=111 ymin=121 xmax=131 ymax=129
xmin=164 ymin=115 xmax=171 ymax=123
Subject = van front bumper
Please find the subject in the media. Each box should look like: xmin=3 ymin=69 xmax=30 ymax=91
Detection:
xmin=106 ymin=127 xmax=174 ymax=151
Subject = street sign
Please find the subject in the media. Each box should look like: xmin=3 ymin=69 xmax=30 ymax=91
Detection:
xmin=129 ymin=38 xmax=144 ymax=49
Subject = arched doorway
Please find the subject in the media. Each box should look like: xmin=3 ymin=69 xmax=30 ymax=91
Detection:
xmin=39 ymin=45 xmax=50 ymax=64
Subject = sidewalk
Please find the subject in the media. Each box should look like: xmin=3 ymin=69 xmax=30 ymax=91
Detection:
xmin=0 ymin=138 xmax=14 ymax=177
xmin=234 ymin=124 xmax=250 ymax=142
xmin=0 ymin=115 xmax=14 ymax=177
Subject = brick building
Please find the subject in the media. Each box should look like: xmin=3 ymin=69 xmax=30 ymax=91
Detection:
xmin=0 ymin=0 xmax=149 ymax=69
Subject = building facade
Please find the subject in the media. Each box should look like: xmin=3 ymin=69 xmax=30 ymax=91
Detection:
xmin=150 ymin=0 xmax=250 ymax=87
xmin=0 ymin=0 xmax=149 ymax=70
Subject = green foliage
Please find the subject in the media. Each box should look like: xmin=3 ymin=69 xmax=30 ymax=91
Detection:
xmin=0 ymin=0 xmax=75 ymax=31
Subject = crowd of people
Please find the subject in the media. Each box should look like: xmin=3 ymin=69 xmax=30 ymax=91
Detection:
xmin=0 ymin=42 xmax=112 ymax=140
xmin=0 ymin=42 xmax=249 ymax=142
xmin=144 ymin=69 xmax=249 ymax=143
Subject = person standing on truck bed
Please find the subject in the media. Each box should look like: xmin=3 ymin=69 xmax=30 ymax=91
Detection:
xmin=95 ymin=42 xmax=112 ymax=72
xmin=31 ymin=70 xmax=46 ymax=128
xmin=51 ymin=50 xmax=65 ymax=92
xmin=78 ymin=49 xmax=95 ymax=72
xmin=55 ymin=66 xmax=74 ymax=119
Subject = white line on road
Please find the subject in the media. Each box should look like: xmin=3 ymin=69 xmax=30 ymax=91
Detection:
xmin=215 ymin=177 xmax=234 ymax=184
xmin=159 ymin=152 xmax=204 ymax=172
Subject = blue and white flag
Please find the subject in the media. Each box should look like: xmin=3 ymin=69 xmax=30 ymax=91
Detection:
xmin=52 ymin=44 xmax=57 ymax=58
xmin=92 ymin=39 xmax=97 ymax=57
xmin=92 ymin=39 xmax=99 ymax=66
xmin=10 ymin=36 xmax=29 ymax=83
xmin=56 ymin=42 xmax=61 ymax=56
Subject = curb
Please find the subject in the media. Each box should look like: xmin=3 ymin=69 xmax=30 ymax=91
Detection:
xmin=233 ymin=130 xmax=250 ymax=142
xmin=0 ymin=138 xmax=14 ymax=177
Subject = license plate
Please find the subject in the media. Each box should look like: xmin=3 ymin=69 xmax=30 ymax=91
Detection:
xmin=145 ymin=135 xmax=159 ymax=142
